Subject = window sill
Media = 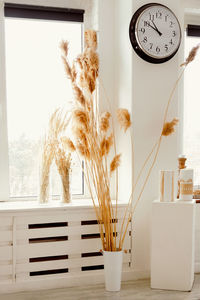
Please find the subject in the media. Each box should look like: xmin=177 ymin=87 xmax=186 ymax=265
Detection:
xmin=0 ymin=199 xmax=127 ymax=213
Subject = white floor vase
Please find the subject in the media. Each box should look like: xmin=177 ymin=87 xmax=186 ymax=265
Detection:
xmin=103 ymin=250 xmax=123 ymax=292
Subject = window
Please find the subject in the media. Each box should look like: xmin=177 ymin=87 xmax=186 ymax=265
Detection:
xmin=183 ymin=24 xmax=200 ymax=186
xmin=2 ymin=4 xmax=84 ymax=200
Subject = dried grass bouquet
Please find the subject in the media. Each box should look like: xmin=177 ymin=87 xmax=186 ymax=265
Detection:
xmin=39 ymin=109 xmax=72 ymax=203
xmin=60 ymin=30 xmax=199 ymax=251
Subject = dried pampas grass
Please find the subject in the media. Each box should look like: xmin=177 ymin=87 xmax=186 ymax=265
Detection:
xmin=79 ymin=71 xmax=96 ymax=93
xmin=162 ymin=118 xmax=179 ymax=136
xmin=61 ymin=56 xmax=72 ymax=81
xmin=73 ymin=109 xmax=89 ymax=132
xmin=55 ymin=147 xmax=72 ymax=203
xmin=60 ymin=40 xmax=69 ymax=57
xmin=39 ymin=137 xmax=55 ymax=203
xmin=74 ymin=128 xmax=88 ymax=148
xmin=85 ymin=48 xmax=99 ymax=77
xmin=61 ymin=137 xmax=76 ymax=152
xmin=84 ymin=29 xmax=97 ymax=51
xmin=100 ymin=112 xmax=111 ymax=132
xmin=76 ymin=142 xmax=90 ymax=159
xmin=110 ymin=154 xmax=121 ymax=173
xmin=181 ymin=44 xmax=200 ymax=67
xmin=60 ymin=29 xmax=198 ymax=252
xmin=100 ymin=134 xmax=113 ymax=157
xmin=72 ymin=83 xmax=86 ymax=107
xmin=117 ymin=109 xmax=131 ymax=132
xmin=39 ymin=108 xmax=72 ymax=204
xmin=60 ymin=29 xmax=133 ymax=251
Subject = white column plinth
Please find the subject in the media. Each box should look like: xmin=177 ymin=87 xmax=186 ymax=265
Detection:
xmin=151 ymin=200 xmax=196 ymax=291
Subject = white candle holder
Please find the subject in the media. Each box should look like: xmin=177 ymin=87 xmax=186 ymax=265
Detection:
xmin=159 ymin=170 xmax=176 ymax=202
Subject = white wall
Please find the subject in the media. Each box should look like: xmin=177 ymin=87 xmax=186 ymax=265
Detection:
xmin=98 ymin=0 xmax=185 ymax=278
xmin=130 ymin=0 xmax=184 ymax=278
xmin=98 ymin=0 xmax=200 ymax=278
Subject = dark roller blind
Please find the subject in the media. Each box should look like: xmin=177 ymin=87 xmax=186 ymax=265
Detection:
xmin=4 ymin=3 xmax=84 ymax=22
xmin=187 ymin=24 xmax=200 ymax=37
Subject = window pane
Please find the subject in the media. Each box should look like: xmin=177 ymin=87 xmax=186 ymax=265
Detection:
xmin=5 ymin=18 xmax=83 ymax=197
xmin=183 ymin=35 xmax=200 ymax=185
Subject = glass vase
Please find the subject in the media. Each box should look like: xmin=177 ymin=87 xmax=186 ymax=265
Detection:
xmin=38 ymin=163 xmax=52 ymax=204
xmin=60 ymin=170 xmax=72 ymax=204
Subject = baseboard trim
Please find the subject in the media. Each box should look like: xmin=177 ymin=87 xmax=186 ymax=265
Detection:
xmin=0 ymin=268 xmax=150 ymax=294
xmin=1 ymin=265 xmax=197 ymax=295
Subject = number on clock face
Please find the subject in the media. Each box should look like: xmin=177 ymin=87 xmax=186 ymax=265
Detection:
xmin=136 ymin=5 xmax=181 ymax=59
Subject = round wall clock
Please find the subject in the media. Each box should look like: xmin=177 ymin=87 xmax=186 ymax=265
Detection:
xmin=129 ymin=3 xmax=181 ymax=64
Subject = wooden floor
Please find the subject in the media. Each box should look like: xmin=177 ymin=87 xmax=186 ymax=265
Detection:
xmin=1 ymin=274 xmax=200 ymax=300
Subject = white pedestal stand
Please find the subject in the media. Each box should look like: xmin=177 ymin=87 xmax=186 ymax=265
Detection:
xmin=151 ymin=200 xmax=196 ymax=291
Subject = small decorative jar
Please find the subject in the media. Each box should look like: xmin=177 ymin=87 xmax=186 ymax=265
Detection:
xmin=179 ymin=169 xmax=193 ymax=201
xmin=177 ymin=155 xmax=187 ymax=199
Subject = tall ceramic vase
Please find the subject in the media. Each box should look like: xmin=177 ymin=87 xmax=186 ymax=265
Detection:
xmin=103 ymin=250 xmax=123 ymax=292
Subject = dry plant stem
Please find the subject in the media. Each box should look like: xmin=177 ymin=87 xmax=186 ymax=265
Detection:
xmin=118 ymin=128 xmax=135 ymax=246
xmin=75 ymin=143 xmax=106 ymax=248
xmin=120 ymin=135 xmax=163 ymax=248
xmin=82 ymin=152 xmax=105 ymax=246
xmin=85 ymin=161 xmax=105 ymax=246
xmin=83 ymin=104 xmax=116 ymax=250
xmin=99 ymin=77 xmax=118 ymax=249
xmin=61 ymin=171 xmax=71 ymax=203
xmin=40 ymin=175 xmax=50 ymax=203
xmin=120 ymin=67 xmax=186 ymax=248
xmin=62 ymin=31 xmax=199 ymax=251
xmin=118 ymin=139 xmax=159 ymax=246
xmin=61 ymin=35 xmax=117 ymax=250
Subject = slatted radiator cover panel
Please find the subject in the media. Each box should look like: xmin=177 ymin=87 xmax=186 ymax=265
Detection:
xmin=0 ymin=217 xmax=14 ymax=284
xmin=13 ymin=208 xmax=131 ymax=282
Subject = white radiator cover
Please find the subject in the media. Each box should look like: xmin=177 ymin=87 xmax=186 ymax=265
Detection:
xmin=0 ymin=201 xmax=199 ymax=294
xmin=0 ymin=201 xmax=133 ymax=293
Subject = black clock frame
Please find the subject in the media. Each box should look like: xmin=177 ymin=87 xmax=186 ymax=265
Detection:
xmin=129 ymin=3 xmax=181 ymax=64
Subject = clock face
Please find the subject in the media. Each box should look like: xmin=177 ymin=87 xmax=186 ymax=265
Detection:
xmin=129 ymin=3 xmax=181 ymax=63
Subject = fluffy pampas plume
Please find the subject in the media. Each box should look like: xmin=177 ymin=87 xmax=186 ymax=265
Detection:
xmin=60 ymin=40 xmax=69 ymax=57
xmin=61 ymin=137 xmax=76 ymax=152
xmin=181 ymin=44 xmax=200 ymax=67
xmin=100 ymin=112 xmax=111 ymax=132
xmin=117 ymin=108 xmax=131 ymax=132
xmin=73 ymin=109 xmax=89 ymax=132
xmin=72 ymin=83 xmax=86 ymax=107
xmin=100 ymin=134 xmax=113 ymax=157
xmin=110 ymin=154 xmax=121 ymax=173
xmin=84 ymin=29 xmax=97 ymax=51
xmin=162 ymin=118 xmax=179 ymax=136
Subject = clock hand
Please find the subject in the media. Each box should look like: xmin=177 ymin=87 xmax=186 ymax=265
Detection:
xmin=147 ymin=22 xmax=162 ymax=36
xmin=151 ymin=20 xmax=162 ymax=36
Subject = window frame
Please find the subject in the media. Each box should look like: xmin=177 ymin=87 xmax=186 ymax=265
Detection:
xmin=4 ymin=3 xmax=84 ymax=22
xmin=186 ymin=24 xmax=200 ymax=37
xmin=182 ymin=19 xmax=200 ymax=188
xmin=0 ymin=2 xmax=88 ymax=202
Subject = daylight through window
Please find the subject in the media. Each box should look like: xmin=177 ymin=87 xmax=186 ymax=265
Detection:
xmin=5 ymin=5 xmax=84 ymax=198
xmin=183 ymin=25 xmax=200 ymax=186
